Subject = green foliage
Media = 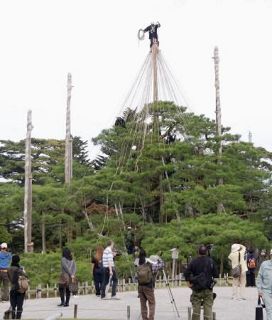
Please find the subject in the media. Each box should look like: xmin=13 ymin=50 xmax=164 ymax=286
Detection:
xmin=20 ymin=251 xmax=91 ymax=287
xmin=1 ymin=102 xmax=272 ymax=285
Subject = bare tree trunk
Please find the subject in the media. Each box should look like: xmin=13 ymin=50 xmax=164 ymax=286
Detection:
xmin=24 ymin=110 xmax=34 ymax=253
xmin=65 ymin=73 xmax=73 ymax=185
xmin=41 ymin=211 xmax=46 ymax=254
xmin=213 ymin=47 xmax=225 ymax=213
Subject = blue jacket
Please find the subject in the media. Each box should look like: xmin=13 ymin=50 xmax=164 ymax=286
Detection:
xmin=256 ymin=260 xmax=272 ymax=294
xmin=0 ymin=251 xmax=12 ymax=269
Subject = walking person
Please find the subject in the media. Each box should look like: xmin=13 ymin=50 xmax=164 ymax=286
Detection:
xmin=184 ymin=245 xmax=218 ymax=320
xmin=137 ymin=248 xmax=155 ymax=320
xmin=256 ymin=249 xmax=272 ymax=320
xmin=7 ymin=255 xmax=26 ymax=319
xmin=100 ymin=240 xmax=118 ymax=299
xmin=228 ymin=243 xmax=247 ymax=300
xmin=58 ymin=247 xmax=76 ymax=307
xmin=91 ymin=245 xmax=104 ymax=296
xmin=0 ymin=242 xmax=12 ymax=302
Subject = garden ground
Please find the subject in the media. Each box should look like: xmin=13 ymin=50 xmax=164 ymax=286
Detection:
xmin=0 ymin=286 xmax=261 ymax=320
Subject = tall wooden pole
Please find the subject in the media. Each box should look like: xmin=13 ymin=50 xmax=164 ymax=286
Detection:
xmin=24 ymin=110 xmax=33 ymax=253
xmin=65 ymin=73 xmax=73 ymax=185
xmin=213 ymin=46 xmax=222 ymax=155
xmin=151 ymin=44 xmax=158 ymax=102
xmin=248 ymin=131 xmax=252 ymax=143
xmin=151 ymin=43 xmax=162 ymax=222
xmin=213 ymin=47 xmax=224 ymax=213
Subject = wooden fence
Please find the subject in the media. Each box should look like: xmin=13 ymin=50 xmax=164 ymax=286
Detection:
xmin=27 ymin=273 xmax=232 ymax=299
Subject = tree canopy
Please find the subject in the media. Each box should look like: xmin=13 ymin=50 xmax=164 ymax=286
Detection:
xmin=0 ymin=102 xmax=272 ymax=283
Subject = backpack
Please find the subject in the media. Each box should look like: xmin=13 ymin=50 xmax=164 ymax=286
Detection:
xmin=248 ymin=258 xmax=256 ymax=269
xmin=137 ymin=263 xmax=153 ymax=285
xmin=17 ymin=274 xmax=29 ymax=293
xmin=190 ymin=257 xmax=214 ymax=290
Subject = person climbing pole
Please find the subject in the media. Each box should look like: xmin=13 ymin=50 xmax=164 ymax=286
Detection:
xmin=143 ymin=22 xmax=161 ymax=48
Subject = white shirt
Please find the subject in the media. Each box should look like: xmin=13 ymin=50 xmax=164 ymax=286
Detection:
xmin=102 ymin=246 xmax=114 ymax=268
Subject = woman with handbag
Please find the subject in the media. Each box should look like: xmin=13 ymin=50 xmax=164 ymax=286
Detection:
xmin=7 ymin=255 xmax=27 ymax=319
xmin=58 ymin=247 xmax=76 ymax=307
xmin=228 ymin=243 xmax=248 ymax=300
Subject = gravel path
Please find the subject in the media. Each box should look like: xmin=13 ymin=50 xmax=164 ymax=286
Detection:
xmin=0 ymin=286 xmax=261 ymax=320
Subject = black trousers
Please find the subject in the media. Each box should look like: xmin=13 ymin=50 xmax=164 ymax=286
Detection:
xmin=93 ymin=267 xmax=103 ymax=296
xmin=101 ymin=267 xmax=118 ymax=298
xmin=246 ymin=271 xmax=256 ymax=287
xmin=10 ymin=290 xmax=25 ymax=319
xmin=59 ymin=284 xmax=71 ymax=305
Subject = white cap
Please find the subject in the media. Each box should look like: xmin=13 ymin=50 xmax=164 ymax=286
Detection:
xmin=231 ymin=244 xmax=240 ymax=253
xmin=0 ymin=242 xmax=7 ymax=249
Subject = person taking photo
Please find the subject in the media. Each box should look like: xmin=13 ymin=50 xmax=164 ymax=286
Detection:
xmin=184 ymin=245 xmax=218 ymax=320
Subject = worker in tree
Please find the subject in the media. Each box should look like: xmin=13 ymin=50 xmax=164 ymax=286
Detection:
xmin=115 ymin=117 xmax=126 ymax=128
xmin=125 ymin=227 xmax=135 ymax=255
xmin=144 ymin=22 xmax=161 ymax=48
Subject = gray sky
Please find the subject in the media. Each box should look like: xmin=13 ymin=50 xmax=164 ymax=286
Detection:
xmin=1 ymin=0 xmax=272 ymax=159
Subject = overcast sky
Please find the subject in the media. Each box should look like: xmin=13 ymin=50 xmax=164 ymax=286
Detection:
xmin=0 ymin=0 xmax=272 ymax=159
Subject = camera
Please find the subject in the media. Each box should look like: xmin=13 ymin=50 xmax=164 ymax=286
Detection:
xmin=113 ymin=249 xmax=122 ymax=257
xmin=206 ymin=244 xmax=213 ymax=251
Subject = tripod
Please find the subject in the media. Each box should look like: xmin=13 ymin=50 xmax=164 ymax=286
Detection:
xmin=162 ymin=269 xmax=181 ymax=318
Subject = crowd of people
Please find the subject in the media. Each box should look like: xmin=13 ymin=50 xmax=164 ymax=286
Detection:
xmin=1 ymin=238 xmax=272 ymax=320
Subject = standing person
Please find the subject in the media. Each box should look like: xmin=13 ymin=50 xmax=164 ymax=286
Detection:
xmin=58 ymin=247 xmax=76 ymax=307
xmin=184 ymin=245 xmax=218 ymax=320
xmin=228 ymin=243 xmax=248 ymax=300
xmin=143 ymin=22 xmax=161 ymax=47
xmin=91 ymin=245 xmax=104 ymax=296
xmin=246 ymin=248 xmax=256 ymax=287
xmin=100 ymin=240 xmax=118 ymax=299
xmin=125 ymin=227 xmax=135 ymax=255
xmin=0 ymin=242 xmax=12 ymax=302
xmin=7 ymin=255 xmax=26 ymax=319
xmin=137 ymin=248 xmax=155 ymax=320
xmin=256 ymin=249 xmax=272 ymax=320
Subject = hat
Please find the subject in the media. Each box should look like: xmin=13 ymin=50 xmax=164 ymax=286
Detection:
xmin=0 ymin=242 xmax=7 ymax=249
xmin=231 ymin=244 xmax=241 ymax=253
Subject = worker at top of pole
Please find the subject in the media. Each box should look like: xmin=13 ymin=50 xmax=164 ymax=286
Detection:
xmin=143 ymin=22 xmax=161 ymax=48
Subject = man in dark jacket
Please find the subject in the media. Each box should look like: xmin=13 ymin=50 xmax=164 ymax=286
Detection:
xmin=184 ymin=245 xmax=218 ymax=320
xmin=144 ymin=22 xmax=161 ymax=48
